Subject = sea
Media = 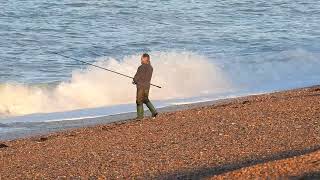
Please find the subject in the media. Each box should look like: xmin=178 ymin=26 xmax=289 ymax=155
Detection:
xmin=0 ymin=0 xmax=319 ymax=138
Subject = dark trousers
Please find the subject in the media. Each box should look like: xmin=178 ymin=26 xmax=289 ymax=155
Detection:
xmin=136 ymin=87 xmax=157 ymax=118
xmin=136 ymin=87 xmax=150 ymax=105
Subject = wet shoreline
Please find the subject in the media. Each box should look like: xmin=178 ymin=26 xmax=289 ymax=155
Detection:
xmin=0 ymin=85 xmax=319 ymax=141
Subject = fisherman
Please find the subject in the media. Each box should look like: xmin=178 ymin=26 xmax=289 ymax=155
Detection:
xmin=133 ymin=53 xmax=158 ymax=119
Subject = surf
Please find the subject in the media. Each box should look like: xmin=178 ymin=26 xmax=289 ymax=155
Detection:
xmin=0 ymin=51 xmax=231 ymax=117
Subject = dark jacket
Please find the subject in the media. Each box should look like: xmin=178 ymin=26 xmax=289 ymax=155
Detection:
xmin=133 ymin=63 xmax=153 ymax=89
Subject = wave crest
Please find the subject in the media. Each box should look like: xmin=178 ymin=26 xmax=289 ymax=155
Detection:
xmin=0 ymin=52 xmax=230 ymax=116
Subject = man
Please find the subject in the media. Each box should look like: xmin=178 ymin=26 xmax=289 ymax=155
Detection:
xmin=133 ymin=53 xmax=158 ymax=119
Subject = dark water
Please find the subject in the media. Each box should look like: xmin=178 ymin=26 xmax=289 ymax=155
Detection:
xmin=1 ymin=0 xmax=319 ymax=83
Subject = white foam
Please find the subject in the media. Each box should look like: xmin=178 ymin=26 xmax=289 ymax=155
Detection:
xmin=0 ymin=51 xmax=231 ymax=117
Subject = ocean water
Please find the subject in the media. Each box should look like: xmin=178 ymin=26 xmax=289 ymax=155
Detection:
xmin=0 ymin=0 xmax=320 ymax=122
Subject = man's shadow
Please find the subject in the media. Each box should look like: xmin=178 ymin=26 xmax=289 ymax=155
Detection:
xmin=154 ymin=145 xmax=320 ymax=179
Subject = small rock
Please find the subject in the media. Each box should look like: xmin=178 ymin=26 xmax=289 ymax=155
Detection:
xmin=101 ymin=126 xmax=108 ymax=130
xmin=314 ymin=88 xmax=320 ymax=92
xmin=242 ymin=100 xmax=250 ymax=104
xmin=66 ymin=133 xmax=76 ymax=137
xmin=38 ymin=137 xmax=48 ymax=142
xmin=0 ymin=143 xmax=8 ymax=148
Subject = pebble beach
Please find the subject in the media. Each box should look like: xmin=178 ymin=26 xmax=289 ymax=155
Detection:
xmin=0 ymin=86 xmax=319 ymax=179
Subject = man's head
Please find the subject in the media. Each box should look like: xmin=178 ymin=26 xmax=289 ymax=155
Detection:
xmin=141 ymin=53 xmax=150 ymax=64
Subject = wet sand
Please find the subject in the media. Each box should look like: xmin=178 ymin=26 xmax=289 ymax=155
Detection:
xmin=0 ymin=86 xmax=319 ymax=179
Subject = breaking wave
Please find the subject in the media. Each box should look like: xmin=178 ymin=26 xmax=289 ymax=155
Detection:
xmin=0 ymin=52 xmax=231 ymax=117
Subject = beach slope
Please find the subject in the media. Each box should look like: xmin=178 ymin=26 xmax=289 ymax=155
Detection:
xmin=0 ymin=86 xmax=319 ymax=179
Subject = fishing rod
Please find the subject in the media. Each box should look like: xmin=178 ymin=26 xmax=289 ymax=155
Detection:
xmin=52 ymin=52 xmax=162 ymax=89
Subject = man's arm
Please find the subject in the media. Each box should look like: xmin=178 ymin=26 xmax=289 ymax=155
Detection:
xmin=133 ymin=66 xmax=143 ymax=84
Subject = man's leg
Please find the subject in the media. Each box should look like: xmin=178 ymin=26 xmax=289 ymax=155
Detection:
xmin=136 ymin=88 xmax=144 ymax=119
xmin=136 ymin=104 xmax=144 ymax=119
xmin=143 ymin=89 xmax=158 ymax=117
xmin=145 ymin=100 xmax=158 ymax=117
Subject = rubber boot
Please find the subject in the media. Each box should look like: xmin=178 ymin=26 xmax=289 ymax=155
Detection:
xmin=136 ymin=104 xmax=144 ymax=119
xmin=146 ymin=101 xmax=158 ymax=117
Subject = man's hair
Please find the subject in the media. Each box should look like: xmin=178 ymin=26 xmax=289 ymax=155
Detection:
xmin=142 ymin=53 xmax=150 ymax=59
xmin=141 ymin=53 xmax=150 ymax=64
